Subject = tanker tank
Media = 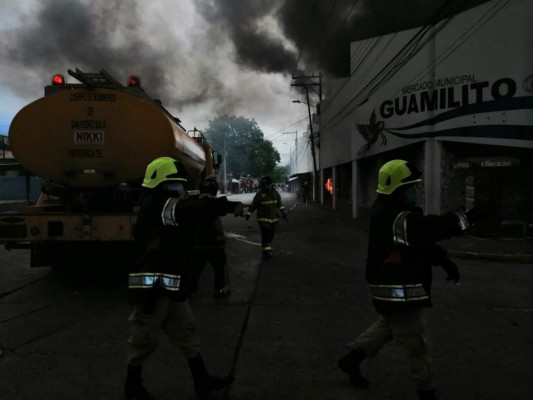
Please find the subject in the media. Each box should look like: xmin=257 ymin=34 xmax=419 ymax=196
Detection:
xmin=8 ymin=72 xmax=207 ymax=190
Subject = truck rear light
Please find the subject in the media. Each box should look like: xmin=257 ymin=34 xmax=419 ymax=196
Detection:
xmin=52 ymin=74 xmax=66 ymax=85
xmin=128 ymin=75 xmax=141 ymax=87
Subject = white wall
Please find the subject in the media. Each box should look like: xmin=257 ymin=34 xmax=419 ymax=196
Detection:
xmin=320 ymin=0 xmax=533 ymax=169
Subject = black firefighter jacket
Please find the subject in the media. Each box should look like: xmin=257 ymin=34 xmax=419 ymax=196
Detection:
xmin=365 ymin=196 xmax=469 ymax=314
xmin=191 ymin=193 xmax=241 ymax=251
xmin=246 ymin=188 xmax=286 ymax=226
xmin=128 ymin=189 xmax=237 ymax=305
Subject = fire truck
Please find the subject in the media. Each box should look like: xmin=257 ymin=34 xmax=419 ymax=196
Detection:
xmin=0 ymin=68 xmax=221 ymax=268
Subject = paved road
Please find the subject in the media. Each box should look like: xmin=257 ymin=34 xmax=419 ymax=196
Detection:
xmin=0 ymin=192 xmax=532 ymax=399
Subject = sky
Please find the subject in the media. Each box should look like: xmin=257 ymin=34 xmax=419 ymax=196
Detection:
xmin=0 ymin=0 xmax=489 ymax=165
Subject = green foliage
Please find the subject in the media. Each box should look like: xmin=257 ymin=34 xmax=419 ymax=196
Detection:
xmin=203 ymin=115 xmax=280 ymax=178
xmin=273 ymin=164 xmax=290 ymax=182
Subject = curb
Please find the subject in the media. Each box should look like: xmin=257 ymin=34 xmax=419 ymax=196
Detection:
xmin=448 ymin=249 xmax=533 ymax=264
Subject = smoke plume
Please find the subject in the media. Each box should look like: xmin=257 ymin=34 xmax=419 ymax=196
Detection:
xmin=0 ymin=0 xmax=491 ymax=131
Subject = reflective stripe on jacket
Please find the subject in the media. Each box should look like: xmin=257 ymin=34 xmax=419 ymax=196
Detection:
xmin=129 ymin=272 xmax=181 ymax=291
xmin=246 ymin=189 xmax=285 ymax=224
xmin=365 ymin=197 xmax=467 ymax=314
xmin=129 ymin=190 xmax=234 ymax=303
xmin=369 ymin=283 xmax=429 ymax=302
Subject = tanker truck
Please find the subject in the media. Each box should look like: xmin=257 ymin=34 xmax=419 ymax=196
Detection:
xmin=0 ymin=68 xmax=222 ymax=268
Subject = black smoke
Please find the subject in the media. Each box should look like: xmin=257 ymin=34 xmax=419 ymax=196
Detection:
xmin=0 ymin=0 xmax=224 ymax=110
xmin=0 ymin=0 xmax=492 ymax=124
xmin=197 ymin=0 xmax=298 ymax=73
xmin=197 ymin=0 xmax=492 ymax=78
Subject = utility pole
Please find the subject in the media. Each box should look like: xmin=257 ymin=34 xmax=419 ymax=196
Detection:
xmin=291 ymin=73 xmax=322 ymax=202
xmin=223 ymin=135 xmax=227 ymax=194
xmin=305 ymin=87 xmax=318 ymax=175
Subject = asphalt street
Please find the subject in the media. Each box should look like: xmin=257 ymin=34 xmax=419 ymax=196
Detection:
xmin=0 ymin=191 xmax=532 ymax=400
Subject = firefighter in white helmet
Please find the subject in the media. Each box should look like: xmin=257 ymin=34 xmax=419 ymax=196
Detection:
xmin=337 ymin=159 xmax=489 ymax=400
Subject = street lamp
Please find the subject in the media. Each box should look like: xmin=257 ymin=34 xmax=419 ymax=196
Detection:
xmin=292 ymin=99 xmax=317 ymax=107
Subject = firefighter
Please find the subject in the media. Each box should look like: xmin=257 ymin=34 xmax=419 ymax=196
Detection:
xmin=302 ymin=180 xmax=310 ymax=204
xmin=337 ymin=159 xmax=488 ymax=400
xmin=245 ymin=175 xmax=287 ymax=259
xmin=125 ymin=157 xmax=242 ymax=400
xmin=191 ymin=176 xmax=240 ymax=297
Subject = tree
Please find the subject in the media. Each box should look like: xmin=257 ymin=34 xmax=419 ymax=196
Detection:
xmin=273 ymin=164 xmax=289 ymax=183
xmin=203 ymin=115 xmax=280 ymax=179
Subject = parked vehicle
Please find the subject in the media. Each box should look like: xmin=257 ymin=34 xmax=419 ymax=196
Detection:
xmin=0 ymin=68 xmax=221 ymax=268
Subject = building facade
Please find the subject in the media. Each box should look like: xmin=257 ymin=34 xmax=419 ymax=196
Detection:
xmin=315 ymin=0 xmax=532 ymax=236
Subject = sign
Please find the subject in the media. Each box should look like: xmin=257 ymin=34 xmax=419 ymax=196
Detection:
xmin=74 ymin=131 xmax=105 ymax=144
xmin=452 ymin=156 xmax=520 ymax=169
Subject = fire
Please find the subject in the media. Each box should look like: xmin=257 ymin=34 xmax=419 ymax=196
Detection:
xmin=325 ymin=178 xmax=333 ymax=195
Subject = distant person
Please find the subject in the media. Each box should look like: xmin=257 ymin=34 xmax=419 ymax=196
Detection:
xmin=191 ymin=176 xmax=242 ymax=297
xmin=302 ymin=180 xmax=310 ymax=204
xmin=245 ymin=175 xmax=287 ymax=259
xmin=337 ymin=159 xmax=489 ymax=400
xmin=125 ymin=157 xmax=242 ymax=400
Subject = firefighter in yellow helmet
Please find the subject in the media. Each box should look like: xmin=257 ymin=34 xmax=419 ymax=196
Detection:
xmin=337 ymin=159 xmax=488 ymax=400
xmin=125 ymin=157 xmax=243 ymax=400
xmin=245 ymin=175 xmax=287 ymax=259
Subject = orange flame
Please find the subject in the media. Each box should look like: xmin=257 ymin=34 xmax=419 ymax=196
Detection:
xmin=325 ymin=178 xmax=333 ymax=195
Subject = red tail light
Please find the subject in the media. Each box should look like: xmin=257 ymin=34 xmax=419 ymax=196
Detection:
xmin=52 ymin=74 xmax=66 ymax=85
xmin=128 ymin=75 xmax=141 ymax=87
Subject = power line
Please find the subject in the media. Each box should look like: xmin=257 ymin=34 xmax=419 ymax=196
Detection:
xmin=295 ymin=0 xmax=319 ymax=71
xmin=317 ymin=0 xmax=361 ymax=66
xmin=320 ymin=0 xmax=461 ymax=126
xmin=306 ymin=0 xmax=339 ymax=72
xmin=321 ymin=2 xmax=461 ymax=131
xmin=392 ymin=0 xmax=511 ymax=99
xmin=322 ymin=0 xmax=511 ymax=134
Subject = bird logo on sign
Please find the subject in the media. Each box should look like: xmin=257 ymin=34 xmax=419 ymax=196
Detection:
xmin=356 ymin=110 xmax=387 ymax=157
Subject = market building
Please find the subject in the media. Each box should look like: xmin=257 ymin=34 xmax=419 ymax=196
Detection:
xmin=302 ymin=0 xmax=533 ymax=237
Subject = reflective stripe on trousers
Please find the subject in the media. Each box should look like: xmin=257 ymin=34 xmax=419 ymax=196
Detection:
xmin=257 ymin=218 xmax=279 ymax=223
xmin=129 ymin=272 xmax=181 ymax=291
xmin=369 ymin=284 xmax=428 ymax=302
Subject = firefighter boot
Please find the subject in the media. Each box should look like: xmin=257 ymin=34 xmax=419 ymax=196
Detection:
xmin=337 ymin=348 xmax=369 ymax=388
xmin=417 ymin=388 xmax=438 ymax=400
xmin=124 ymin=364 xmax=155 ymax=400
xmin=188 ymin=355 xmax=235 ymax=400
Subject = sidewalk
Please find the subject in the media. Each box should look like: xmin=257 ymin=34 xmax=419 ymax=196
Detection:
xmin=440 ymin=234 xmax=533 ymax=263
xmin=329 ymin=200 xmax=533 ymax=264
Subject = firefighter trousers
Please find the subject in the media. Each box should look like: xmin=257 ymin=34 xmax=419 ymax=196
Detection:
xmin=126 ymin=295 xmax=201 ymax=366
xmin=352 ymin=309 xmax=434 ymax=390
xmin=259 ymin=222 xmax=277 ymax=252
xmin=192 ymin=247 xmax=229 ymax=290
